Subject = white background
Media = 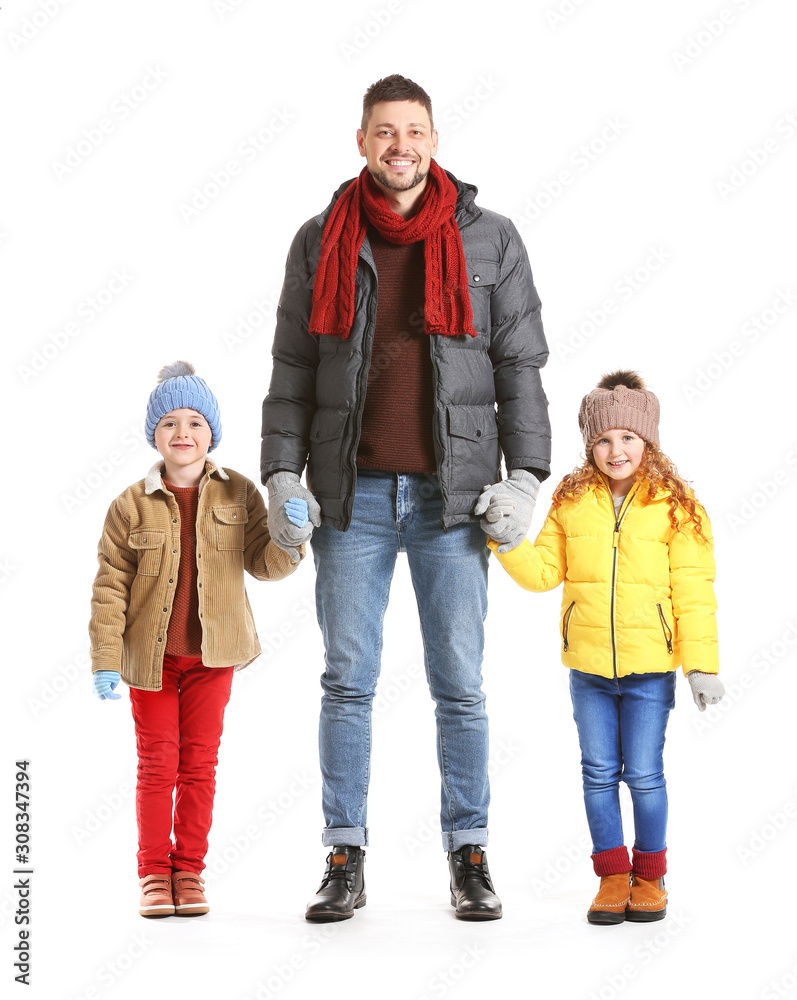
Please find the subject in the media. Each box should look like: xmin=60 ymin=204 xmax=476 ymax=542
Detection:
xmin=3 ymin=1 xmax=796 ymax=998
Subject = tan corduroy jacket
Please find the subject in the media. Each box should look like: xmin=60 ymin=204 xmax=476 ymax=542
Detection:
xmin=89 ymin=460 xmax=303 ymax=690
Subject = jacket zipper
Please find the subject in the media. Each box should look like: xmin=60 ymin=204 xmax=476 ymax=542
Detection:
xmin=343 ymin=242 xmax=378 ymax=529
xmin=656 ymin=603 xmax=674 ymax=653
xmin=600 ymin=476 xmax=640 ymax=678
xmin=562 ymin=601 xmax=575 ymax=651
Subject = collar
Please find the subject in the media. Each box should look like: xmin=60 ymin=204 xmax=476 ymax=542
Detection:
xmin=144 ymin=460 xmax=229 ymax=496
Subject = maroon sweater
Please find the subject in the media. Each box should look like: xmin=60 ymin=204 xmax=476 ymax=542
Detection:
xmin=163 ymin=481 xmax=203 ymax=658
xmin=356 ymin=228 xmax=437 ymax=474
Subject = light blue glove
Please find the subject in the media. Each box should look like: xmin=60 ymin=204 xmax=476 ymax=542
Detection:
xmin=93 ymin=670 xmax=121 ymax=701
xmin=686 ymin=671 xmax=725 ymax=711
xmin=285 ymin=497 xmax=309 ymax=528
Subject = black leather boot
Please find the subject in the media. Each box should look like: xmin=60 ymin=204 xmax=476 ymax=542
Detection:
xmin=448 ymin=845 xmax=502 ymax=920
xmin=305 ymin=846 xmax=366 ymax=922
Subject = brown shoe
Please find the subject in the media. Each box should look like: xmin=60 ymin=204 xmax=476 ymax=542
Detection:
xmin=626 ymin=875 xmax=667 ymax=921
xmin=587 ymin=872 xmax=630 ymax=924
xmin=139 ymin=874 xmax=175 ymax=918
xmin=171 ymin=871 xmax=209 ymax=916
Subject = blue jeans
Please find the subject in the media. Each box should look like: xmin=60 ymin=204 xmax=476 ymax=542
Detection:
xmin=311 ymin=470 xmax=490 ymax=850
xmin=569 ymin=669 xmax=676 ymax=855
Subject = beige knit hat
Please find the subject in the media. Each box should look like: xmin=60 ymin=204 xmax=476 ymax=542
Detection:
xmin=579 ymin=370 xmax=660 ymax=461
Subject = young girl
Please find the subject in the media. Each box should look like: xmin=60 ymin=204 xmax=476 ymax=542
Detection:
xmin=481 ymin=371 xmax=724 ymax=924
xmin=89 ymin=362 xmax=307 ymax=918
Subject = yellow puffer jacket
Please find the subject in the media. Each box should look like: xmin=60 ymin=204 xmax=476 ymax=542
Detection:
xmin=489 ymin=476 xmax=718 ymax=678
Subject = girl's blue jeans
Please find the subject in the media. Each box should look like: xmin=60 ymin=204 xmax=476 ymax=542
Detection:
xmin=311 ymin=469 xmax=490 ymax=851
xmin=569 ymin=669 xmax=676 ymax=855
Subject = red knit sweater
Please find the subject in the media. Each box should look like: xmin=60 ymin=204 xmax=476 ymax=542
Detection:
xmin=163 ymin=481 xmax=203 ymax=657
xmin=356 ymin=228 xmax=437 ymax=474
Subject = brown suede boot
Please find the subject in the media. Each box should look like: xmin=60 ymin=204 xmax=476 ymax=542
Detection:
xmin=587 ymin=846 xmax=631 ymax=925
xmin=588 ymin=873 xmax=631 ymax=924
xmin=626 ymin=848 xmax=667 ymax=922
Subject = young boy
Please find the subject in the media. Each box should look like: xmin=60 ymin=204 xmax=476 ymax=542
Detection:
xmin=89 ymin=362 xmax=307 ymax=917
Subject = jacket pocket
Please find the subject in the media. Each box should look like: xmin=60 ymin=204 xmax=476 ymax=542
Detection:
xmin=128 ymin=529 xmax=165 ymax=577
xmin=467 ymin=259 xmax=500 ymax=337
xmin=446 ymin=403 xmax=500 ymax=492
xmin=213 ymin=506 xmax=248 ymax=551
xmin=562 ymin=601 xmax=575 ymax=652
xmin=307 ymin=407 xmax=349 ymax=498
xmin=656 ymin=603 xmax=674 ymax=654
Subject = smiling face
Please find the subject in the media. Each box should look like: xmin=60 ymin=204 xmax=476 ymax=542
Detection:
xmin=356 ymin=100 xmax=438 ymax=197
xmin=592 ymin=429 xmax=646 ymax=496
xmin=154 ymin=408 xmax=212 ymax=485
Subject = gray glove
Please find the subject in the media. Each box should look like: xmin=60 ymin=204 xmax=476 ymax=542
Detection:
xmin=686 ymin=671 xmax=725 ymax=712
xmin=266 ymin=472 xmax=322 ymax=562
xmin=473 ymin=469 xmax=540 ymax=553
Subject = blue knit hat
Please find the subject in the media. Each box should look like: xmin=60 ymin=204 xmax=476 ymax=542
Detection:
xmin=145 ymin=361 xmax=222 ymax=451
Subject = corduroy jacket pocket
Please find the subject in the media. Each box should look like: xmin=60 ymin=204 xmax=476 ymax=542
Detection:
xmin=213 ymin=506 xmax=248 ymax=550
xmin=128 ymin=530 xmax=165 ymax=576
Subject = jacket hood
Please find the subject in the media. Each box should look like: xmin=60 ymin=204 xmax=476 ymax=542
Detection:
xmin=316 ymin=168 xmax=481 ymax=230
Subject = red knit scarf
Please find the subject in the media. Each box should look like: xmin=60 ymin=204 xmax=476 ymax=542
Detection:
xmin=309 ymin=161 xmax=476 ymax=339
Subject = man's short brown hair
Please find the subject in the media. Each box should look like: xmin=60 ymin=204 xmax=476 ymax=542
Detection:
xmin=361 ymin=74 xmax=434 ymax=131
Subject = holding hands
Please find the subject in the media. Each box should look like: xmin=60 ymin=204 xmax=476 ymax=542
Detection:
xmin=474 ymin=469 xmax=540 ymax=553
xmin=266 ymin=471 xmax=322 ymax=563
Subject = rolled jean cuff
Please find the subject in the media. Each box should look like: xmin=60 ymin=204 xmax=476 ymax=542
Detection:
xmin=632 ymin=847 xmax=667 ymax=878
xmin=441 ymin=828 xmax=489 ymax=852
xmin=322 ymin=826 xmax=368 ymax=848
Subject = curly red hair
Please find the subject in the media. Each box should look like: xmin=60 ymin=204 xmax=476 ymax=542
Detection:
xmin=553 ymin=443 xmax=709 ymax=542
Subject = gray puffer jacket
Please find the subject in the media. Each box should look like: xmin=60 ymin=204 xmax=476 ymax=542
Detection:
xmin=261 ymin=172 xmax=551 ymax=531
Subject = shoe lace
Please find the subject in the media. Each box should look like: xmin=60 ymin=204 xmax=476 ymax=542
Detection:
xmin=460 ymin=856 xmax=494 ymax=892
xmin=319 ymin=852 xmax=355 ymax=891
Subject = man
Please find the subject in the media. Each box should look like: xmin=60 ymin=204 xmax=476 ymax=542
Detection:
xmin=261 ymin=75 xmax=550 ymax=921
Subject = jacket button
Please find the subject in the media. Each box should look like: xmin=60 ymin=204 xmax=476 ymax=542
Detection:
xmin=172 ymin=549 xmax=177 ymax=554
xmin=473 ymin=274 xmax=480 ymax=282
xmin=198 ymin=583 xmax=202 ymax=588
xmin=476 ymin=430 xmax=482 ymax=437
xmin=162 ymin=608 xmax=167 ymax=613
xmin=168 ymin=579 xmax=173 ymax=584
xmin=142 ymin=537 xmax=147 ymax=542
xmin=232 ymin=513 xmax=237 ymax=518
xmin=172 ymin=519 xmax=177 ymax=524
xmin=157 ymin=637 xmax=162 ymax=642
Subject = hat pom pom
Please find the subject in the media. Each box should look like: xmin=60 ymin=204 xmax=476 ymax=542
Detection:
xmin=158 ymin=360 xmax=196 ymax=384
xmin=597 ymin=369 xmax=645 ymax=392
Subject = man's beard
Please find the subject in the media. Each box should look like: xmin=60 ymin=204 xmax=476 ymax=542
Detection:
xmin=369 ymin=163 xmax=429 ymax=192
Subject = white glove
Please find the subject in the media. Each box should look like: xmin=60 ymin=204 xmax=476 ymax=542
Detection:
xmin=473 ymin=470 xmax=540 ymax=553
xmin=686 ymin=671 xmax=725 ymax=712
xmin=266 ymin=472 xmax=321 ymax=562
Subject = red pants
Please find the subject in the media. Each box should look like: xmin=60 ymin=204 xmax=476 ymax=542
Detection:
xmin=129 ymin=655 xmax=233 ymax=877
